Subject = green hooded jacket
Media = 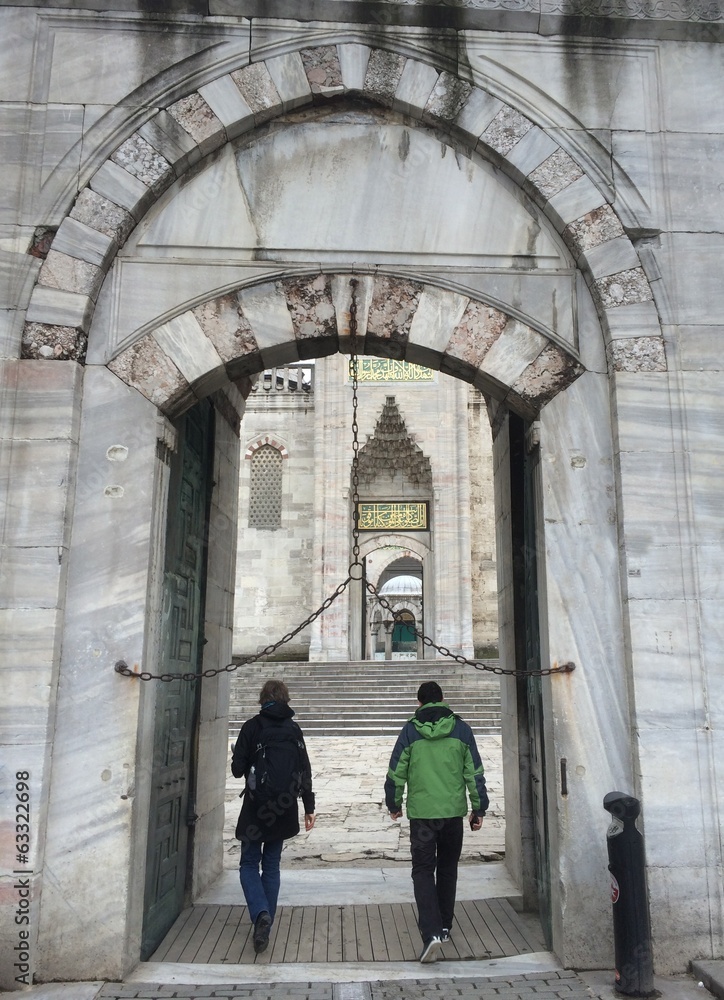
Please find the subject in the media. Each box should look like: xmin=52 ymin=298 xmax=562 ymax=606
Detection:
xmin=384 ymin=702 xmax=489 ymax=819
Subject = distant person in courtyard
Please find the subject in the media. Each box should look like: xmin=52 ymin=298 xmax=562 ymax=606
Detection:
xmin=232 ymin=678 xmax=316 ymax=954
xmin=385 ymin=680 xmax=488 ymax=964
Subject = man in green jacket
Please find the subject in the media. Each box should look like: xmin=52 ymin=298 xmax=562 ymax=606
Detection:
xmin=385 ymin=680 xmax=489 ymax=963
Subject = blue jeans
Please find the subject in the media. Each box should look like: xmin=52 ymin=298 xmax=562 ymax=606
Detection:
xmin=239 ymin=838 xmax=284 ymax=924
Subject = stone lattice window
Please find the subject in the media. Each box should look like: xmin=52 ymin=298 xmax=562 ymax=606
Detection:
xmin=248 ymin=444 xmax=283 ymax=530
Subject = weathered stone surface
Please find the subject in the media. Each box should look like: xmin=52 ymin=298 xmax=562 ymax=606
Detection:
xmin=564 ymin=204 xmax=625 ymax=254
xmin=231 ymin=63 xmax=281 ymax=118
xmin=107 ymin=334 xmax=189 ymax=410
xmin=364 ymin=50 xmax=406 ymax=105
xmin=394 ymin=58 xmax=439 ymax=116
xmin=301 ymin=46 xmax=343 ymax=94
xmin=424 ymin=71 xmax=472 ymax=122
xmin=137 ymin=109 xmax=199 ymax=176
xmin=512 ymin=342 xmax=585 ymax=408
xmin=529 ymin=148 xmax=585 ymax=199
xmin=265 ymin=52 xmax=312 ymax=110
xmin=25 ymin=285 xmax=93 ymax=330
xmin=52 ymin=217 xmax=115 ymax=269
xmin=166 ymin=93 xmax=226 ymax=151
xmin=111 ymin=133 xmax=172 ymax=191
xmin=21 ymin=322 xmax=86 ymax=361
xmin=337 ymin=42 xmax=371 ymax=92
xmin=455 ymin=87 xmax=503 ymax=143
xmin=199 ymin=75 xmax=255 ymax=139
xmin=609 ymin=336 xmax=667 ymax=372
xmin=596 ymin=267 xmax=653 ymax=308
xmin=446 ymin=300 xmax=508 ymax=368
xmin=38 ymin=250 xmax=103 ymax=301
xmin=481 ymin=106 xmax=533 ymax=157
xmin=284 ymin=274 xmax=337 ymax=345
xmin=89 ymin=160 xmax=152 ymax=221
xmin=69 ymin=189 xmax=135 ymax=246
xmin=366 ymin=276 xmax=422 ymax=347
xmin=192 ymin=294 xmax=258 ymax=364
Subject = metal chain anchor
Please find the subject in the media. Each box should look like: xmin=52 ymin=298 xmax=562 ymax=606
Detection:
xmin=115 ymin=277 xmax=574 ymax=683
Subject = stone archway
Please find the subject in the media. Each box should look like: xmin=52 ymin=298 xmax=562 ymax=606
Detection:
xmin=31 ymin=42 xmax=661 ymax=982
xmin=21 ymin=43 xmax=665 ymax=385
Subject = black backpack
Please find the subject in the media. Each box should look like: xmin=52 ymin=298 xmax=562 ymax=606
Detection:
xmin=247 ymin=719 xmax=304 ymax=806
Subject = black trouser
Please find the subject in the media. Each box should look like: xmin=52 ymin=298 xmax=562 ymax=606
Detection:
xmin=410 ymin=816 xmax=464 ymax=943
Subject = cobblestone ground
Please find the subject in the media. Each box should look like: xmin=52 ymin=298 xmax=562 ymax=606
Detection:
xmin=223 ymin=736 xmax=505 ymax=869
xmin=96 ymin=971 xmax=591 ymax=1000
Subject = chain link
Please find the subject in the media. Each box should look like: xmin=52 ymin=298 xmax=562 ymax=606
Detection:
xmin=114 ymin=576 xmax=354 ymax=682
xmin=366 ymin=582 xmax=575 ymax=679
xmin=348 ymin=279 xmax=362 ymax=568
xmin=115 ymin=277 xmax=574 ymax=684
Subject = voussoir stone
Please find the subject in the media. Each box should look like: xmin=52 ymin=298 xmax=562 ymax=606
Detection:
xmin=364 ymin=50 xmax=406 ymax=104
xmin=529 ymin=147 xmax=585 ymax=200
xmin=609 ymin=336 xmax=667 ymax=372
xmin=596 ymin=267 xmax=653 ymax=308
xmin=21 ymin=322 xmax=87 ymax=362
xmin=301 ymin=46 xmax=344 ymax=92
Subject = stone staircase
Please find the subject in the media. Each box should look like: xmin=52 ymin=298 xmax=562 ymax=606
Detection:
xmin=228 ymin=659 xmax=501 ymax=738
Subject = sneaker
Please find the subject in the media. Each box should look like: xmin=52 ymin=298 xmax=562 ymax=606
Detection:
xmin=441 ymin=928 xmax=450 ymax=942
xmin=253 ymin=910 xmax=272 ymax=954
xmin=419 ymin=936 xmax=442 ymax=963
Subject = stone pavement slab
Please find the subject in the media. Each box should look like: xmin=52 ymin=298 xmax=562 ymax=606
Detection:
xmin=224 ymin=736 xmax=505 ymax=870
xmin=197 ymin=863 xmax=518 ymax=907
xmin=9 ymin=968 xmax=710 ymax=1000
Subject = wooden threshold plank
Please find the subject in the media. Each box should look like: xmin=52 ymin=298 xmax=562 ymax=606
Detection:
xmin=501 ymin=899 xmax=548 ymax=952
xmin=296 ymin=906 xmax=316 ymax=963
xmin=327 ymin=905 xmax=343 ymax=962
xmin=488 ymin=898 xmax=534 ymax=953
xmin=150 ymin=906 xmax=195 ymax=962
xmin=161 ymin=906 xmax=208 ymax=963
xmin=342 ymin=905 xmax=357 ymax=962
xmin=458 ymin=899 xmax=501 ymax=958
xmin=390 ymin=902 xmax=417 ymax=962
xmin=312 ymin=906 xmax=330 ymax=963
xmin=269 ymin=907 xmax=292 ymax=964
xmin=379 ymin=904 xmax=405 ymax=962
xmin=193 ymin=905 xmax=234 ymax=963
xmin=176 ymin=906 xmax=220 ymax=964
xmin=353 ymin=904 xmax=373 ymax=962
xmin=400 ymin=902 xmax=422 ymax=960
xmin=224 ymin=908 xmax=252 ymax=964
xmin=284 ymin=906 xmax=304 ymax=963
xmin=367 ymin=904 xmax=388 ymax=962
xmin=208 ymin=906 xmax=245 ymax=963
xmin=470 ymin=898 xmax=517 ymax=956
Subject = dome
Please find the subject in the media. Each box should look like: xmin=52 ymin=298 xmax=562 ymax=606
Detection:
xmin=378 ymin=575 xmax=422 ymax=596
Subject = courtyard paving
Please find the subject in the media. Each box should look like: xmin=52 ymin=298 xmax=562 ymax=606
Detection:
xmin=222 ymin=735 xmax=506 ymax=868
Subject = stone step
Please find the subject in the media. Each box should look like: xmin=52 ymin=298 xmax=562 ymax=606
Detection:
xmin=228 ymin=658 xmax=501 ymax=739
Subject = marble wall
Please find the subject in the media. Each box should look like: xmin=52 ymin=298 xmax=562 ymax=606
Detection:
xmin=0 ymin=2 xmax=722 ymax=987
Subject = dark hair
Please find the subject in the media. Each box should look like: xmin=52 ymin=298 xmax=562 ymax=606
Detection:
xmin=417 ymin=681 xmax=443 ymax=705
xmin=259 ymin=679 xmax=290 ymax=705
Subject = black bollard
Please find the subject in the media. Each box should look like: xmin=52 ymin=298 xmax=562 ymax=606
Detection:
xmin=603 ymin=792 xmax=656 ymax=997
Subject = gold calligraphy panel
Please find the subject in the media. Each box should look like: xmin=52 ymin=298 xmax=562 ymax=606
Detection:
xmin=357 ymin=502 xmax=429 ymax=531
xmin=351 ymin=359 xmax=434 ymax=382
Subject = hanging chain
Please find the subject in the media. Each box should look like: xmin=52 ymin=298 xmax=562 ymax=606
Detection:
xmin=115 ymin=277 xmax=574 ymax=683
xmin=367 ymin=583 xmax=574 ymax=679
xmin=348 ymin=279 xmax=362 ymax=574
xmin=114 ymin=576 xmax=354 ymax=682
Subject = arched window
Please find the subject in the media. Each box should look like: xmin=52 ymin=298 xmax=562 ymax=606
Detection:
xmin=248 ymin=444 xmax=283 ymax=530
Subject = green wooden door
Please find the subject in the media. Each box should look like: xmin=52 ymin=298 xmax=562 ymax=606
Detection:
xmin=510 ymin=413 xmax=552 ymax=947
xmin=141 ymin=403 xmax=213 ymax=960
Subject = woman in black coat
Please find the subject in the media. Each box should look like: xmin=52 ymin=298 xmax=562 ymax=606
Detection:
xmin=231 ymin=678 xmax=315 ymax=953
